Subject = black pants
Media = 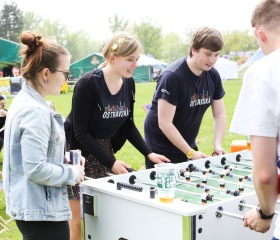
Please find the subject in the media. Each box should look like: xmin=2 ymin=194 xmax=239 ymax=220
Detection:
xmin=0 ymin=136 xmax=3 ymax=152
xmin=16 ymin=220 xmax=69 ymax=240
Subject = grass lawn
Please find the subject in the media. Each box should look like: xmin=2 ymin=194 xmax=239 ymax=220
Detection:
xmin=0 ymin=79 xmax=244 ymax=239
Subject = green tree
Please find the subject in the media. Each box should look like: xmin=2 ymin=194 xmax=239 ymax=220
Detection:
xmin=33 ymin=19 xmax=69 ymax=45
xmin=222 ymin=30 xmax=258 ymax=56
xmin=65 ymin=31 xmax=103 ymax=63
xmin=161 ymin=32 xmax=188 ymax=63
xmin=23 ymin=11 xmax=42 ymax=31
xmin=132 ymin=19 xmax=163 ymax=59
xmin=109 ymin=15 xmax=129 ymax=33
xmin=0 ymin=1 xmax=24 ymax=42
xmin=21 ymin=11 xmax=103 ymax=62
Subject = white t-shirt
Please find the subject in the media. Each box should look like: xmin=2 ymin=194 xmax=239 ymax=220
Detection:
xmin=230 ymin=48 xmax=280 ymax=238
xmin=230 ymin=48 xmax=280 ymax=140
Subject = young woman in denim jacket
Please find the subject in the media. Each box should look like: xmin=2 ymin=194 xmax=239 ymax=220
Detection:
xmin=2 ymin=31 xmax=85 ymax=240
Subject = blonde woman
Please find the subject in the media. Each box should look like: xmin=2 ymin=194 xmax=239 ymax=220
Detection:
xmin=65 ymin=32 xmax=170 ymax=240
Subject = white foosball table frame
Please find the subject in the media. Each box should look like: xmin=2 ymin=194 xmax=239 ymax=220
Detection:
xmin=81 ymin=150 xmax=277 ymax=240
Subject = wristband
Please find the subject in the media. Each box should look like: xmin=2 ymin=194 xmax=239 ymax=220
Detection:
xmin=256 ymin=206 xmax=275 ymax=220
xmin=187 ymin=149 xmax=195 ymax=159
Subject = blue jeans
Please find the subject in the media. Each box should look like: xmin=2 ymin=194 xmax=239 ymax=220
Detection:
xmin=272 ymin=237 xmax=279 ymax=240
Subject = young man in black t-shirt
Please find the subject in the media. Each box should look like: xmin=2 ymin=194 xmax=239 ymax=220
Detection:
xmin=144 ymin=26 xmax=227 ymax=168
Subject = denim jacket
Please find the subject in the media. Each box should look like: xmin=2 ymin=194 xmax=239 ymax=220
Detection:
xmin=3 ymin=82 xmax=78 ymax=221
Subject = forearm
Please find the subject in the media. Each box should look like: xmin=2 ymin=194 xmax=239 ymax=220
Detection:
xmin=251 ymin=136 xmax=278 ymax=215
xmin=127 ymin=122 xmax=152 ymax=156
xmin=213 ymin=113 xmax=226 ymax=147
xmin=76 ymin=132 xmax=116 ymax=169
xmin=159 ymin=122 xmax=191 ymax=155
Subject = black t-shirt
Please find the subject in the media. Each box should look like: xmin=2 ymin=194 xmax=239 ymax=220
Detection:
xmin=144 ymin=57 xmax=225 ymax=156
xmin=0 ymin=110 xmax=6 ymax=139
xmin=92 ymin=72 xmax=131 ymax=138
xmin=67 ymin=69 xmax=151 ymax=169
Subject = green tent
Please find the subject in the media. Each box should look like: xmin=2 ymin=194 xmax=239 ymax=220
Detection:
xmin=70 ymin=53 xmax=167 ymax=83
xmin=133 ymin=55 xmax=167 ymax=83
xmin=69 ymin=53 xmax=104 ymax=80
xmin=0 ymin=37 xmax=21 ymax=68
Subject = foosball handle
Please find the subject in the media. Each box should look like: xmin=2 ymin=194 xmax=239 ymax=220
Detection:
xmin=117 ymin=182 xmax=143 ymax=192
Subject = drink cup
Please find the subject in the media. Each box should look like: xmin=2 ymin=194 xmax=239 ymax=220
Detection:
xmin=155 ymin=163 xmax=176 ymax=203
xmin=70 ymin=149 xmax=81 ymax=165
xmin=246 ymin=136 xmax=251 ymax=151
xmin=247 ymin=141 xmax=251 ymax=151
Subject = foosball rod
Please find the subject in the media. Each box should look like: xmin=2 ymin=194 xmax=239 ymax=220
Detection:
xmin=208 ymin=163 xmax=252 ymax=173
xmin=224 ymin=165 xmax=252 ymax=173
xmin=189 ymin=165 xmax=252 ymax=181
xmin=216 ymin=208 xmax=244 ymax=220
xmin=216 ymin=205 xmax=279 ymax=220
xmin=130 ymin=177 xmax=156 ymax=187
xmin=226 ymin=161 xmax=252 ymax=168
xmin=177 ymin=179 xmax=236 ymax=197
xmin=186 ymin=174 xmax=252 ymax=191
xmin=239 ymin=202 xmax=280 ymax=212
xmin=205 ymin=159 xmax=252 ymax=169
xmin=207 ymin=176 xmax=254 ymax=189
xmin=175 ymin=187 xmax=223 ymax=201
xmin=223 ymin=172 xmax=252 ymax=182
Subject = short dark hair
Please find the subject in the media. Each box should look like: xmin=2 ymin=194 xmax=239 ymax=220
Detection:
xmin=251 ymin=0 xmax=280 ymax=33
xmin=189 ymin=27 xmax=224 ymax=57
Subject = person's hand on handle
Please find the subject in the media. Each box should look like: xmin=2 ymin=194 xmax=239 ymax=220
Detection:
xmin=190 ymin=151 xmax=208 ymax=160
xmin=212 ymin=146 xmax=227 ymax=156
xmin=112 ymin=160 xmax=130 ymax=174
xmin=147 ymin=153 xmax=170 ymax=164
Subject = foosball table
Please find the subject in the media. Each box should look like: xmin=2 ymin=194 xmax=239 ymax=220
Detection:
xmin=80 ymin=150 xmax=278 ymax=240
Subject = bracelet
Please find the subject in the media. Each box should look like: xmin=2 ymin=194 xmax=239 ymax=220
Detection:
xmin=256 ymin=206 xmax=275 ymax=220
xmin=187 ymin=149 xmax=195 ymax=159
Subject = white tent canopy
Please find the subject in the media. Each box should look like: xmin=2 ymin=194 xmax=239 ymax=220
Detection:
xmin=238 ymin=48 xmax=264 ymax=73
xmin=138 ymin=54 xmax=167 ymax=66
xmin=214 ymin=57 xmax=238 ymax=80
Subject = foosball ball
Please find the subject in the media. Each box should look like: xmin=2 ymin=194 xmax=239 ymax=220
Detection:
xmin=81 ymin=150 xmax=278 ymax=240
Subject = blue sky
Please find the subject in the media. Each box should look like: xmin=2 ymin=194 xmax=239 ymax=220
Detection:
xmin=3 ymin=0 xmax=261 ymax=41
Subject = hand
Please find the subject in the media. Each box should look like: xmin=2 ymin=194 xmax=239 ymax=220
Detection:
xmin=147 ymin=153 xmax=170 ymax=164
xmin=80 ymin=156 xmax=85 ymax=167
xmin=112 ymin=160 xmax=130 ymax=175
xmin=0 ymin=109 xmax=7 ymax=117
xmin=243 ymin=208 xmax=272 ymax=233
xmin=213 ymin=146 xmax=227 ymax=156
xmin=74 ymin=163 xmax=85 ymax=185
xmin=73 ymin=154 xmax=85 ymax=184
xmin=191 ymin=151 xmax=208 ymax=160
